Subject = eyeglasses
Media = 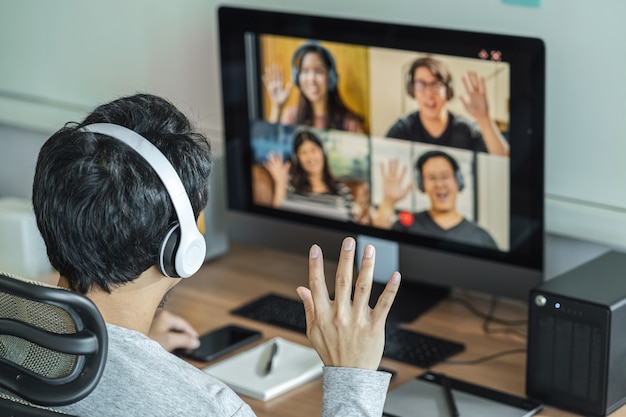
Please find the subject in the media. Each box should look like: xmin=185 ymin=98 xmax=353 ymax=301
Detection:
xmin=413 ymin=80 xmax=446 ymax=94
xmin=423 ymin=173 xmax=454 ymax=183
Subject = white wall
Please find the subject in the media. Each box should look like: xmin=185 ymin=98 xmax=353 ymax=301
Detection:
xmin=1 ymin=0 xmax=625 ymax=257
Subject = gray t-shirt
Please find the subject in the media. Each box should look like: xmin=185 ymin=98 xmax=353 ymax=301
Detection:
xmin=55 ymin=323 xmax=390 ymax=417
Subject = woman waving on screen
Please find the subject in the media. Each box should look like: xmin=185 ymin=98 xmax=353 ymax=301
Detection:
xmin=263 ymin=129 xmax=371 ymax=224
xmin=262 ymin=41 xmax=365 ymax=133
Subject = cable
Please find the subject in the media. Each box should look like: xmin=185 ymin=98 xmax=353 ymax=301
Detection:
xmin=480 ymin=297 xmax=528 ymax=338
xmin=440 ymin=295 xmax=528 ymax=367
xmin=481 ymin=326 xmax=527 ymax=339
xmin=443 ymin=348 xmax=527 ymax=366
xmin=448 ymin=295 xmax=527 ymax=326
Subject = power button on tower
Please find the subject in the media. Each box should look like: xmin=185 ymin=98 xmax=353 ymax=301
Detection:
xmin=534 ymin=294 xmax=547 ymax=307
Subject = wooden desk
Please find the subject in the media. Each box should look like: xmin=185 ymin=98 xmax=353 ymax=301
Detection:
xmin=165 ymin=242 xmax=623 ymax=417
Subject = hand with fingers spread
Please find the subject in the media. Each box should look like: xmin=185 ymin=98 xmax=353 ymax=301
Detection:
xmin=296 ymin=236 xmax=401 ymax=370
xmin=372 ymin=159 xmax=411 ymax=229
xmin=380 ymin=159 xmax=411 ymax=205
xmin=262 ymin=63 xmax=293 ymax=123
xmin=459 ymin=70 xmax=490 ymax=122
xmin=263 ymin=151 xmax=291 ymax=208
xmin=263 ymin=152 xmax=290 ymax=185
xmin=459 ymin=70 xmax=510 ymax=156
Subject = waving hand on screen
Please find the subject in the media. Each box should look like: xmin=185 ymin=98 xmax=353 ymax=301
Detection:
xmin=372 ymin=159 xmax=411 ymax=229
xmin=262 ymin=64 xmax=294 ymax=123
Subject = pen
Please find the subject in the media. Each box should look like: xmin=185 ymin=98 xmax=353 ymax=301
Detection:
xmin=440 ymin=374 xmax=460 ymax=417
xmin=263 ymin=341 xmax=278 ymax=376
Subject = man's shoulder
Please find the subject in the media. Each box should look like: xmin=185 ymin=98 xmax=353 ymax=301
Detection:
xmin=55 ymin=323 xmax=251 ymax=416
xmin=456 ymin=219 xmax=498 ymax=248
xmin=104 ymin=323 xmax=207 ymax=380
xmin=456 ymin=218 xmax=485 ymax=233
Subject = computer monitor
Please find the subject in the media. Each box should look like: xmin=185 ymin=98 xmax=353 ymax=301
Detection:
xmin=218 ymin=6 xmax=545 ymax=321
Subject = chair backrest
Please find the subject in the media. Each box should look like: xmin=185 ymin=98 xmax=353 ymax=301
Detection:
xmin=0 ymin=271 xmax=107 ymax=411
xmin=0 ymin=391 xmax=76 ymax=416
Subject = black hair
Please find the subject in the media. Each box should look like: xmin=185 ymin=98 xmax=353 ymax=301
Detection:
xmin=416 ymin=150 xmax=460 ymax=174
xmin=406 ymin=56 xmax=454 ymax=100
xmin=32 ymin=93 xmax=212 ymax=294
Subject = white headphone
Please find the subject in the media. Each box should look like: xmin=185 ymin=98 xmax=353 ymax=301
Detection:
xmin=81 ymin=123 xmax=206 ymax=278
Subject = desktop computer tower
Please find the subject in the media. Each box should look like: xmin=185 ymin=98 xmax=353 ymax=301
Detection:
xmin=526 ymin=251 xmax=626 ymax=417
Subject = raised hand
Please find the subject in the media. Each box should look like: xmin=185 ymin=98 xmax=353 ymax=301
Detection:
xmin=371 ymin=159 xmax=412 ymax=229
xmin=263 ymin=152 xmax=291 ymax=207
xmin=380 ymin=159 xmax=411 ymax=204
xmin=262 ymin=64 xmax=293 ymax=110
xmin=459 ymin=70 xmax=490 ymax=121
xmin=296 ymin=237 xmax=401 ymax=370
xmin=459 ymin=70 xmax=510 ymax=156
xmin=263 ymin=152 xmax=290 ymax=186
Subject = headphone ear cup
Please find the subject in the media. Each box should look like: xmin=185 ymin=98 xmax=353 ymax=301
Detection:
xmin=416 ymin=171 xmax=425 ymax=192
xmin=456 ymin=170 xmax=465 ymax=192
xmin=327 ymin=68 xmax=338 ymax=91
xmin=406 ymin=72 xmax=414 ymax=98
xmin=291 ymin=67 xmax=300 ymax=88
xmin=158 ymin=223 xmax=181 ymax=278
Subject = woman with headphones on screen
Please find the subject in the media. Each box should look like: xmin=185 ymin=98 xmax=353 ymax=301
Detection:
xmin=262 ymin=41 xmax=365 ymax=133
xmin=386 ymin=56 xmax=509 ymax=156
xmin=263 ymin=128 xmax=371 ymax=224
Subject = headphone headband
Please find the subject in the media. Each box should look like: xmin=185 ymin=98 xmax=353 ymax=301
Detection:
xmin=81 ymin=123 xmax=206 ymax=278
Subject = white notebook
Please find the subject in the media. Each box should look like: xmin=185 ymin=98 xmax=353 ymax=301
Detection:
xmin=203 ymin=337 xmax=323 ymax=401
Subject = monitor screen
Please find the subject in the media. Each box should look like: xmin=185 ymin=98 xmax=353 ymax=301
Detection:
xmin=218 ymin=6 xmax=545 ymax=316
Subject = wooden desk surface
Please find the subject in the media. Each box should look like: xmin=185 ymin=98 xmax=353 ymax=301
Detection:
xmin=165 ymin=242 xmax=624 ymax=417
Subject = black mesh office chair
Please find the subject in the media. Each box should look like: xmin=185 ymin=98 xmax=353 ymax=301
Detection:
xmin=0 ymin=271 xmax=108 ymax=416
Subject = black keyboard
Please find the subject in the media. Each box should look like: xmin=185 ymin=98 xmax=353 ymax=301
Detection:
xmin=383 ymin=325 xmax=465 ymax=368
xmin=231 ymin=293 xmax=465 ymax=368
xmin=232 ymin=293 xmax=308 ymax=334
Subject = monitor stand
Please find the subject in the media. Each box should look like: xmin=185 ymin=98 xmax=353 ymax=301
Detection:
xmin=356 ymin=234 xmax=450 ymax=323
xmin=368 ymin=280 xmax=450 ymax=324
